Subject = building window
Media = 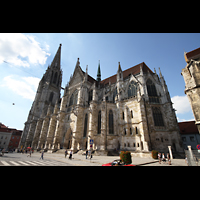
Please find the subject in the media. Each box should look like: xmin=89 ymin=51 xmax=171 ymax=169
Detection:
xmin=49 ymin=92 xmax=54 ymax=102
xmin=146 ymin=79 xmax=159 ymax=103
xmin=88 ymin=90 xmax=93 ymax=104
xmin=152 ymin=107 xmax=164 ymax=126
xmin=130 ymin=128 xmax=132 ymax=135
xmin=122 ymin=112 xmax=124 ymax=120
xmin=97 ymin=111 xmax=101 ymax=134
xmin=53 ymin=72 xmax=58 ymax=84
xmin=131 ymin=110 xmax=133 ymax=118
xmin=124 ymin=128 xmax=126 ymax=135
xmin=135 ymin=127 xmax=138 ymax=134
xmin=109 ymin=110 xmax=114 ymax=134
xmin=182 ymin=137 xmax=186 ymax=142
xmin=133 ymin=143 xmax=135 ymax=147
xmin=83 ymin=114 xmax=88 ymax=137
xmin=190 ymin=136 xmax=195 ymax=142
xmin=128 ymin=81 xmax=137 ymax=98
xmin=113 ymin=87 xmax=118 ymax=102
xmin=69 ymin=90 xmax=78 ymax=107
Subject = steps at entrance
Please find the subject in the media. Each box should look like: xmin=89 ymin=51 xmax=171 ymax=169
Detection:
xmin=55 ymin=149 xmax=67 ymax=154
xmin=107 ymin=150 xmax=119 ymax=156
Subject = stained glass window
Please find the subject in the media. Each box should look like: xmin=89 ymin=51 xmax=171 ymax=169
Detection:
xmin=83 ymin=113 xmax=88 ymax=137
xmin=152 ymin=107 xmax=164 ymax=126
xmin=97 ymin=111 xmax=101 ymax=134
xmin=109 ymin=110 xmax=114 ymax=134
xmin=128 ymin=81 xmax=137 ymax=98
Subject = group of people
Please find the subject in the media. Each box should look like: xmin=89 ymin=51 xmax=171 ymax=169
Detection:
xmin=158 ymin=152 xmax=171 ymax=165
xmin=64 ymin=150 xmax=73 ymax=159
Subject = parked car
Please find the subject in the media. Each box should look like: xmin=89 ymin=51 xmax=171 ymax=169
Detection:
xmin=102 ymin=159 xmax=135 ymax=166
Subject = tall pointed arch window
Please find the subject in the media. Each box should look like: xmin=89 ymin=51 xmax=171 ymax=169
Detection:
xmin=69 ymin=90 xmax=78 ymax=107
xmin=113 ymin=87 xmax=118 ymax=102
xmin=83 ymin=113 xmax=88 ymax=137
xmin=146 ymin=79 xmax=159 ymax=103
xmin=49 ymin=92 xmax=54 ymax=102
xmin=152 ymin=107 xmax=164 ymax=127
xmin=128 ymin=81 xmax=137 ymax=98
xmin=109 ymin=110 xmax=114 ymax=134
xmin=53 ymin=72 xmax=58 ymax=84
xmin=97 ymin=111 xmax=101 ymax=134
xmin=88 ymin=90 xmax=93 ymax=104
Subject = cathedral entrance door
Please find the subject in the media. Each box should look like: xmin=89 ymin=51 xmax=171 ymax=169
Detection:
xmin=68 ymin=140 xmax=72 ymax=149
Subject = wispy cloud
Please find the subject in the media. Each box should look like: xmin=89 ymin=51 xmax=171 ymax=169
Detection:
xmin=171 ymin=95 xmax=192 ymax=114
xmin=1 ymin=75 xmax=40 ymax=101
xmin=0 ymin=33 xmax=50 ymax=68
xmin=177 ymin=117 xmax=195 ymax=122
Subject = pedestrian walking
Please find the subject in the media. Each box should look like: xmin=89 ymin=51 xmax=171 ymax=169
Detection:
xmin=69 ymin=150 xmax=72 ymax=160
xmin=65 ymin=149 xmax=68 ymax=158
xmin=162 ymin=153 xmax=166 ymax=163
xmin=2 ymin=148 xmax=5 ymax=156
xmin=158 ymin=152 xmax=161 ymax=164
xmin=27 ymin=150 xmax=32 ymax=157
xmin=86 ymin=150 xmax=88 ymax=159
xmin=185 ymin=155 xmax=188 ymax=166
xmin=40 ymin=151 xmax=44 ymax=160
xmin=167 ymin=153 xmax=171 ymax=165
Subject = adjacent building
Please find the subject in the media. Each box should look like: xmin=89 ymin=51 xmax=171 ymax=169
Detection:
xmin=179 ymin=121 xmax=200 ymax=150
xmin=182 ymin=47 xmax=200 ymax=133
xmin=0 ymin=123 xmax=22 ymax=151
xmin=19 ymin=44 xmax=183 ymax=154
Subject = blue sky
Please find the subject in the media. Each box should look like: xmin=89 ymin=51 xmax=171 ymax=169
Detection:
xmin=0 ymin=33 xmax=199 ymax=130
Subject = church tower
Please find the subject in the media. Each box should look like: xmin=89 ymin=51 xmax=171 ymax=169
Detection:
xmin=182 ymin=47 xmax=200 ymax=133
xmin=19 ymin=44 xmax=62 ymax=149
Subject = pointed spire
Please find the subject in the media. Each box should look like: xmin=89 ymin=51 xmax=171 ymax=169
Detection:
xmin=184 ymin=51 xmax=189 ymax=63
xmin=117 ymin=61 xmax=123 ymax=82
xmin=97 ymin=60 xmax=101 ymax=82
xmin=84 ymin=65 xmax=88 ymax=82
xmin=50 ymin=44 xmax=62 ymax=69
xmin=159 ymin=67 xmax=163 ymax=78
xmin=118 ymin=62 xmax=122 ymax=72
xmin=140 ymin=64 xmax=143 ymax=76
xmin=76 ymin=58 xmax=80 ymax=68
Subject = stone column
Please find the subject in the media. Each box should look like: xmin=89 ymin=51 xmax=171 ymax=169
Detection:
xmin=37 ymin=116 xmax=50 ymax=149
xmin=45 ymin=104 xmax=59 ymax=150
xmin=100 ymin=102 xmax=106 ymax=151
xmin=24 ymin=119 xmax=37 ymax=148
xmin=188 ymin=145 xmax=193 ymax=158
xmin=31 ymin=118 xmax=43 ymax=149
xmin=168 ymin=146 xmax=173 ymax=160
xmin=18 ymin=122 xmax=30 ymax=150
xmin=52 ymin=111 xmax=65 ymax=151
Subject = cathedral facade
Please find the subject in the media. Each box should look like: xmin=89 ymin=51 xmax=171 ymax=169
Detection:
xmin=19 ymin=44 xmax=183 ymax=154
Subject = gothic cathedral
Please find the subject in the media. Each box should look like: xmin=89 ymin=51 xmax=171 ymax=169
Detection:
xmin=19 ymin=44 xmax=183 ymax=154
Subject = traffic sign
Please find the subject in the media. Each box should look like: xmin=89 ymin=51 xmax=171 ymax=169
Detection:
xmin=90 ymin=139 xmax=94 ymax=145
xmin=197 ymin=144 xmax=200 ymax=150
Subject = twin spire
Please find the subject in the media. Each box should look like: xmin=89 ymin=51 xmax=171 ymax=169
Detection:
xmin=96 ymin=60 xmax=101 ymax=82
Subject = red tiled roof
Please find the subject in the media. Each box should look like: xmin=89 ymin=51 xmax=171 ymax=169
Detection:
xmin=0 ymin=128 xmax=12 ymax=133
xmin=178 ymin=121 xmax=199 ymax=135
xmin=0 ymin=123 xmax=8 ymax=129
xmin=186 ymin=47 xmax=200 ymax=61
xmin=81 ymin=62 xmax=153 ymax=86
xmin=100 ymin=62 xmax=153 ymax=86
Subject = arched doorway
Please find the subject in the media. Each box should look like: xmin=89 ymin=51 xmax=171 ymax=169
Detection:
xmin=63 ymin=128 xmax=73 ymax=149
